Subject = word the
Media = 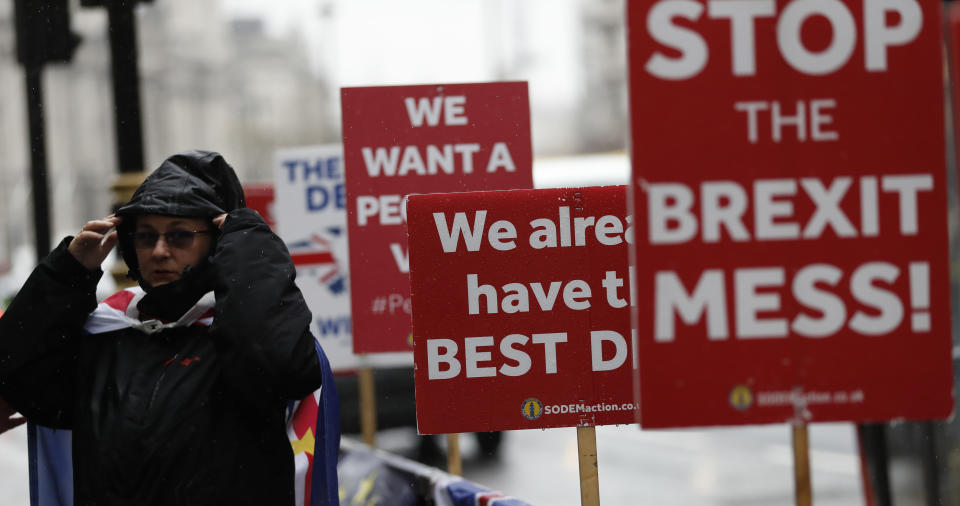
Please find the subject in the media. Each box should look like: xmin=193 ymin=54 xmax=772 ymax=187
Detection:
xmin=734 ymin=99 xmax=838 ymax=143
xmin=282 ymin=157 xmax=342 ymax=182
xmin=281 ymin=157 xmax=346 ymax=212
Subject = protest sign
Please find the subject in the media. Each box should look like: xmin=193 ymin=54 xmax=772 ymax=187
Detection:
xmin=274 ymin=145 xmax=412 ymax=371
xmin=407 ymin=186 xmax=635 ymax=434
xmin=242 ymin=183 xmax=276 ymax=229
xmin=628 ymin=0 xmax=952 ymax=428
xmin=342 ymin=82 xmax=533 ymax=353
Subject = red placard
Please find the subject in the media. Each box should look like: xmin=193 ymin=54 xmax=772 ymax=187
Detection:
xmin=242 ymin=183 xmax=276 ymax=230
xmin=408 ymin=186 xmax=636 ymax=434
xmin=628 ymin=0 xmax=952 ymax=428
xmin=342 ymin=82 xmax=532 ymax=353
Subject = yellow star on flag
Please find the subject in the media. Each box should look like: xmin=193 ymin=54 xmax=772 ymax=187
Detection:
xmin=291 ymin=428 xmax=315 ymax=456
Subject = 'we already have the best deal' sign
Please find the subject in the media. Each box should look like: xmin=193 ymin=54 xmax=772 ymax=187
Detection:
xmin=408 ymin=186 xmax=636 ymax=434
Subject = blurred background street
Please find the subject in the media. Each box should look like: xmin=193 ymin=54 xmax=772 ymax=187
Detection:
xmin=1 ymin=0 xmax=959 ymax=504
xmin=0 ymin=421 xmax=885 ymax=505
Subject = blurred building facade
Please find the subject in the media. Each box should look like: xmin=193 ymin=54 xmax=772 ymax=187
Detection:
xmin=0 ymin=0 xmax=340 ymax=271
xmin=579 ymin=0 xmax=628 ymax=153
xmin=0 ymin=0 xmax=628 ymax=276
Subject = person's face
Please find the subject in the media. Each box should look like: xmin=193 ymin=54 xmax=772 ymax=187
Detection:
xmin=134 ymin=215 xmax=214 ymax=287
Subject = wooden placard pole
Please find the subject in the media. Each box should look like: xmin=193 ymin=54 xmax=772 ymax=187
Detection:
xmin=792 ymin=423 xmax=812 ymax=506
xmin=446 ymin=433 xmax=462 ymax=476
xmin=577 ymin=426 xmax=600 ymax=506
xmin=358 ymin=366 xmax=377 ymax=447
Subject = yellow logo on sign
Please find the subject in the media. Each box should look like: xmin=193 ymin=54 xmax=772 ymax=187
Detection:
xmin=521 ymin=398 xmax=543 ymax=420
xmin=729 ymin=385 xmax=753 ymax=411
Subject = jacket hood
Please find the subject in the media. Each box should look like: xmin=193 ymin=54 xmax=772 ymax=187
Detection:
xmin=116 ymin=150 xmax=245 ymax=283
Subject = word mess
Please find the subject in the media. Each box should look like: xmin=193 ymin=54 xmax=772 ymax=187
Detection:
xmin=655 ymin=261 xmax=931 ymax=341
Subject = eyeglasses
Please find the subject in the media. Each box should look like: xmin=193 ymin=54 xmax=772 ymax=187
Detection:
xmin=133 ymin=229 xmax=213 ymax=249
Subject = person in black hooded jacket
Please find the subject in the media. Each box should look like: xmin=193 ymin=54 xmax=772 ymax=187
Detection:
xmin=0 ymin=150 xmax=330 ymax=505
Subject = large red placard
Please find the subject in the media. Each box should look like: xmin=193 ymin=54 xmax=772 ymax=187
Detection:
xmin=342 ymin=82 xmax=533 ymax=353
xmin=408 ymin=186 xmax=636 ymax=434
xmin=628 ymin=0 xmax=952 ymax=428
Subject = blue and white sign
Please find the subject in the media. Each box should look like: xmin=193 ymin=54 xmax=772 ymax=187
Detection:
xmin=274 ymin=145 xmax=412 ymax=371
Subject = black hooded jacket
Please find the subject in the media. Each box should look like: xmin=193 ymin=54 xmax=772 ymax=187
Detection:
xmin=0 ymin=151 xmax=325 ymax=505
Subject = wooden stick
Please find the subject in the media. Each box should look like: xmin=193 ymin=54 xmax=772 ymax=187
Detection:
xmin=446 ymin=433 xmax=462 ymax=476
xmin=792 ymin=423 xmax=812 ymax=506
xmin=577 ymin=426 xmax=601 ymax=506
xmin=358 ymin=366 xmax=377 ymax=447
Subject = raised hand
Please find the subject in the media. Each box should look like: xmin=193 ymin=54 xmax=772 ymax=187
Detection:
xmin=68 ymin=215 xmax=122 ymax=271
xmin=0 ymin=396 xmax=25 ymax=435
xmin=212 ymin=213 xmax=228 ymax=230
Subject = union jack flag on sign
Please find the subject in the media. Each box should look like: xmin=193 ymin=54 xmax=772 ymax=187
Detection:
xmin=288 ymin=230 xmax=347 ymax=296
xmin=434 ymin=478 xmax=532 ymax=506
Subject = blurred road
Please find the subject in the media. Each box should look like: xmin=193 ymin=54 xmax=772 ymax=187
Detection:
xmin=382 ymin=422 xmax=866 ymax=505
xmin=0 ymin=422 xmax=869 ymax=505
xmin=486 ymin=423 xmax=864 ymax=505
xmin=0 ymin=424 xmax=29 ymax=504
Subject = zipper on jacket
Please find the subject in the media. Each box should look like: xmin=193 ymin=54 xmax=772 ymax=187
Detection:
xmin=147 ymin=352 xmax=179 ymax=412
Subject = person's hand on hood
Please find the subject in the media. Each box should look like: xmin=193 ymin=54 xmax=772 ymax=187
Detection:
xmin=212 ymin=213 xmax=227 ymax=230
xmin=69 ymin=215 xmax=122 ymax=271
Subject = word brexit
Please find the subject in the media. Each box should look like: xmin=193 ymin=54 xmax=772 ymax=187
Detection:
xmin=647 ymin=175 xmax=933 ymax=244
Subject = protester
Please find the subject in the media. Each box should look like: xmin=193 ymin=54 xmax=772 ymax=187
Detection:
xmin=0 ymin=308 xmax=22 ymax=437
xmin=0 ymin=150 xmax=339 ymax=505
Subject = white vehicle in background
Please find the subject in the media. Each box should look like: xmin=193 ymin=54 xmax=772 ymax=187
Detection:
xmin=534 ymin=152 xmax=629 ymax=189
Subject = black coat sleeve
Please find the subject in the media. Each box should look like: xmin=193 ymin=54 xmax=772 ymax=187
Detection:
xmin=209 ymin=208 xmax=324 ymax=410
xmin=0 ymin=238 xmax=101 ymax=428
